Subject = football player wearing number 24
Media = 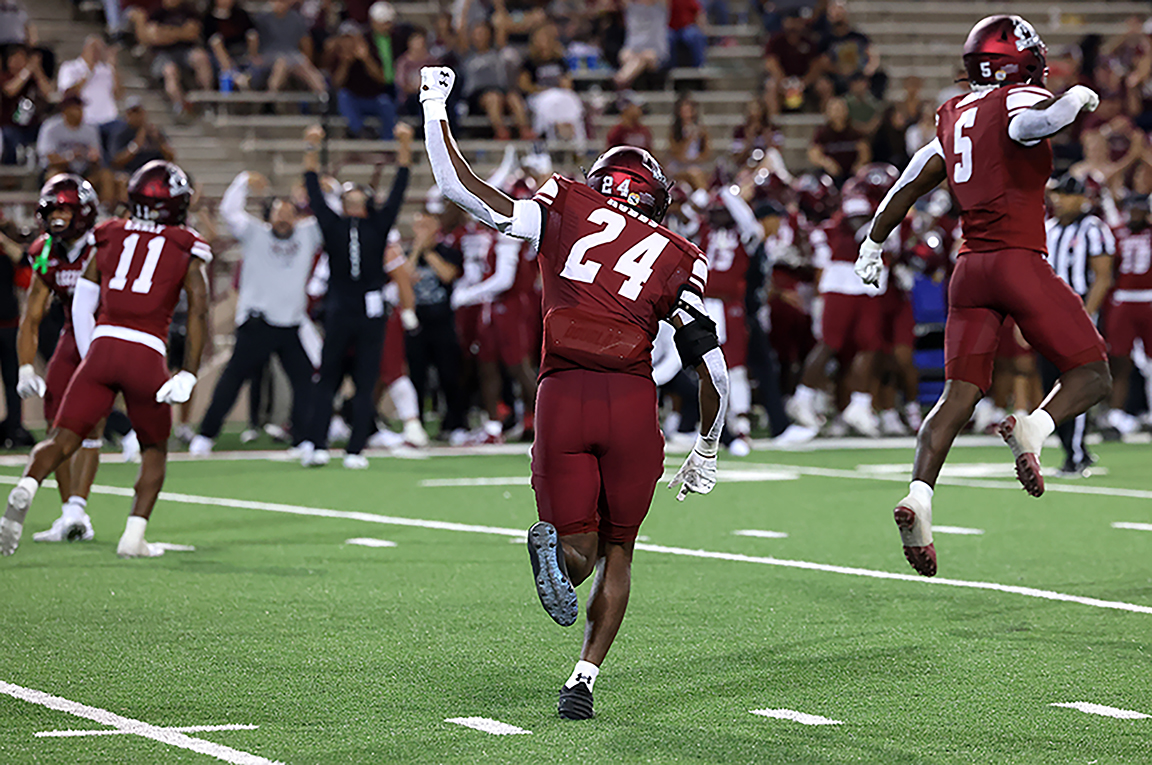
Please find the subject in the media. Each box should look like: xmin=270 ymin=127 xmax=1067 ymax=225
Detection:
xmin=421 ymin=66 xmax=729 ymax=720
xmin=854 ymin=15 xmax=1111 ymax=578
xmin=0 ymin=160 xmax=212 ymax=560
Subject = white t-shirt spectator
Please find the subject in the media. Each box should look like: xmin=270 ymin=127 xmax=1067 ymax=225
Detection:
xmin=0 ymin=0 xmax=28 ymax=45
xmin=37 ymin=114 xmax=101 ymax=172
xmin=57 ymin=58 xmax=119 ymax=125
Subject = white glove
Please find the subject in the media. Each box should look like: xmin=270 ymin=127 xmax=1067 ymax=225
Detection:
xmin=400 ymin=308 xmax=419 ymax=332
xmin=420 ymin=67 xmax=456 ymax=104
xmin=16 ymin=364 xmax=45 ymax=399
xmin=668 ymin=440 xmax=718 ymax=501
xmin=155 ymin=370 xmax=197 ymax=404
xmin=854 ymin=237 xmax=885 ymax=287
xmin=1068 ymin=84 xmax=1099 ymax=113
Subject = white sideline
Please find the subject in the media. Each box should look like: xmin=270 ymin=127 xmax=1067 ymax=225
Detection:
xmin=445 ymin=717 xmax=531 ymax=735
xmin=345 ymin=538 xmax=397 ymax=548
xmin=933 ymin=526 xmax=985 ymax=536
xmin=36 ymin=724 xmax=259 ymax=738
xmin=1113 ymin=522 xmax=1152 ymax=532
xmin=750 ymin=709 xmax=843 ymax=725
xmin=1049 ymin=702 xmax=1150 ymax=719
xmin=734 ymin=530 xmax=789 ymax=539
xmin=0 ymin=681 xmax=281 ymax=764
xmin=2 ymin=475 xmax=1150 ymax=615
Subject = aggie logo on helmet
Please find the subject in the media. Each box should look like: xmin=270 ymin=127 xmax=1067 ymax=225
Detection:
xmin=1013 ymin=17 xmax=1041 ymax=52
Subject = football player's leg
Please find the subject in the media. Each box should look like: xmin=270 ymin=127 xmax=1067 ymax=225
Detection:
xmin=1006 ymin=254 xmax=1111 ymax=494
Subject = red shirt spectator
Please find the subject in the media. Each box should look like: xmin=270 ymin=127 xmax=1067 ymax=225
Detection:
xmin=668 ymin=0 xmax=700 ymax=31
xmin=765 ymin=14 xmax=820 ymax=79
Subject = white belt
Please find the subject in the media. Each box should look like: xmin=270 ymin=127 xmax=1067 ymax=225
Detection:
xmin=92 ymin=325 xmax=167 ymax=357
xmin=1113 ymin=289 xmax=1152 ymax=303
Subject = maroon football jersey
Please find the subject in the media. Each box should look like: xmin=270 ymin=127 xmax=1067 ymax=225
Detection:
xmin=445 ymin=221 xmax=497 ymax=289
xmin=29 ymin=232 xmax=94 ymax=323
xmin=812 ymin=214 xmax=859 ymax=264
xmin=937 ymin=84 xmax=1053 ymax=255
xmin=1113 ymin=225 xmax=1152 ymax=291
xmin=698 ymin=225 xmax=749 ymax=304
xmin=532 ymin=175 xmax=708 ymax=378
xmin=93 ymin=218 xmax=212 ymax=341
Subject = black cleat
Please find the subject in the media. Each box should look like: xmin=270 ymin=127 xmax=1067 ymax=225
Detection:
xmin=526 ymin=521 xmax=578 ymax=626
xmin=558 ymin=682 xmax=594 ymax=720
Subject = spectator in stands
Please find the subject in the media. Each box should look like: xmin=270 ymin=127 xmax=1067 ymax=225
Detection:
xmin=731 ymin=97 xmax=781 ymax=167
xmin=843 ymin=72 xmax=881 ymax=136
xmin=429 ymin=10 xmax=460 ymax=61
xmin=818 ymin=0 xmax=882 ymax=98
xmin=807 ymin=96 xmax=868 ymax=183
xmin=613 ymin=0 xmax=668 ymax=90
xmin=140 ymin=0 xmax=214 ymax=119
xmin=0 ymin=0 xmax=35 ymax=47
xmin=109 ymin=98 xmax=175 ymax=177
xmin=490 ymin=0 xmax=547 ymax=46
xmin=667 ymin=0 xmax=706 ymax=69
xmin=58 ymin=36 xmax=124 ymax=142
xmin=461 ymin=21 xmax=532 ymax=140
xmin=204 ymin=0 xmax=255 ymax=88
xmin=1072 ymin=129 xmax=1141 ymax=199
xmin=763 ymin=9 xmax=823 ymax=114
xmin=0 ymin=45 xmax=52 ymax=166
xmin=668 ymin=92 xmax=711 ymax=188
xmin=605 ymin=91 xmax=652 ymax=151
xmin=37 ymin=95 xmax=114 ymax=203
xmin=395 ymin=29 xmax=438 ymax=116
xmin=519 ymin=23 xmax=585 ymax=150
xmin=251 ymin=0 xmax=327 ymax=95
xmin=324 ymin=20 xmax=395 ymax=138
xmin=366 ymin=1 xmax=404 ymax=97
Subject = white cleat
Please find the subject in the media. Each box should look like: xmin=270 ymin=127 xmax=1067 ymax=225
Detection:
xmin=727 ymin=437 xmax=751 ymax=457
xmin=121 ymin=430 xmax=141 ymax=463
xmin=880 ymin=409 xmax=908 ymax=436
xmin=773 ymin=423 xmax=818 ymax=445
xmin=304 ymin=448 xmax=330 ymax=467
xmin=786 ymin=393 xmax=823 ymax=430
xmin=1106 ymin=408 xmax=1140 ymax=436
xmin=403 ymin=419 xmax=430 ymax=448
xmin=893 ymin=490 xmax=936 ymax=577
xmin=904 ymin=401 xmax=924 ymax=433
xmin=116 ymin=536 xmax=166 ymax=558
xmin=367 ymin=428 xmax=404 ymax=449
xmin=343 ymin=454 xmax=369 ymax=469
xmin=1 ymin=484 xmax=34 ymax=556
xmin=239 ymin=428 xmax=260 ymax=444
xmin=971 ymin=398 xmax=1005 ymax=435
xmin=188 ymin=435 xmax=213 ymax=457
xmin=33 ymin=513 xmax=94 ymax=542
xmin=843 ymin=400 xmax=881 ymax=438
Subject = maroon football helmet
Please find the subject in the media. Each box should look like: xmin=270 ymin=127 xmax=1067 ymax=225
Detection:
xmin=585 ymin=146 xmax=672 ymax=222
xmin=962 ymin=15 xmax=1047 ymax=88
xmin=852 ymin=163 xmax=900 ymax=207
xmin=37 ymin=174 xmax=98 ymax=241
xmin=127 ymin=160 xmax=193 ymax=225
xmin=794 ymin=172 xmax=837 ymax=222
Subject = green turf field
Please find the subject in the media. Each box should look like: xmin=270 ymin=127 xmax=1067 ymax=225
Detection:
xmin=1 ymin=439 xmax=1150 ymax=764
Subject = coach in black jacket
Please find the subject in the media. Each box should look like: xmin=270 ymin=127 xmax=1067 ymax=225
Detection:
xmin=300 ymin=122 xmax=414 ymax=468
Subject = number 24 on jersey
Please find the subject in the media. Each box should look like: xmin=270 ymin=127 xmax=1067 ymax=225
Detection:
xmin=560 ymin=208 xmax=670 ymax=300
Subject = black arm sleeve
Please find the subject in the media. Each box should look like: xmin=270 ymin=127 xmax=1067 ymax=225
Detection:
xmin=373 ymin=166 xmax=410 ymax=233
xmin=304 ymin=170 xmax=340 ymax=232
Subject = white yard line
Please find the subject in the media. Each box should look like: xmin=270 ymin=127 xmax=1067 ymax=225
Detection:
xmin=750 ymin=709 xmax=843 ymax=725
xmin=1112 ymin=522 xmax=1152 ymax=532
xmin=344 ymin=538 xmax=397 ymax=548
xmin=1049 ymin=702 xmax=1150 ymax=719
xmin=0 ymin=681 xmax=280 ymax=764
xmin=36 ymin=724 xmax=259 ymax=738
xmin=733 ymin=530 xmax=789 ymax=539
xmin=933 ymin=526 xmax=985 ymax=536
xmin=444 ymin=717 xmax=531 ymax=735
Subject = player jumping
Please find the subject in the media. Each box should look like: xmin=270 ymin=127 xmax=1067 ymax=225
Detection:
xmin=0 ymin=160 xmax=211 ymax=558
xmin=854 ymin=15 xmax=1111 ymax=576
xmin=421 ymin=66 xmax=729 ymax=719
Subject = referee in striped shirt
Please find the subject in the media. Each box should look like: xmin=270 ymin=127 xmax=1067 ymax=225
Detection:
xmin=1043 ymin=174 xmax=1115 ymax=475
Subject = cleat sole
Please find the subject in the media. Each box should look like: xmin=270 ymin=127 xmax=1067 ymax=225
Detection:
xmin=998 ymin=417 xmax=1045 ymax=497
xmin=894 ymin=506 xmax=937 ymax=577
xmin=527 ymin=522 xmax=578 ymax=627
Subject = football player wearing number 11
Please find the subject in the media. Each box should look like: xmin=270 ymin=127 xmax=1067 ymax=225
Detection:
xmin=0 ymin=160 xmax=211 ymax=559
xmin=421 ymin=66 xmax=729 ymax=720
xmin=854 ymin=15 xmax=1111 ymax=577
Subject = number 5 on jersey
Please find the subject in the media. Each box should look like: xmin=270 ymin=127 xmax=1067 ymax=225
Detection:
xmin=561 ymin=208 xmax=670 ymax=300
xmin=953 ymin=107 xmax=978 ymax=184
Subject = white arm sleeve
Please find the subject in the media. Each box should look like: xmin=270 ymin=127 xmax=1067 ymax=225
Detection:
xmin=424 ymin=113 xmax=543 ymax=243
xmin=699 ymin=347 xmax=729 ymax=449
xmin=72 ymin=277 xmax=100 ymax=358
xmin=870 ymin=138 xmax=944 ymax=239
xmin=219 ymin=172 xmax=256 ymax=241
xmin=720 ymin=186 xmax=763 ymax=248
xmin=651 ymin=322 xmax=682 ymax=387
xmin=1008 ymin=89 xmax=1085 ymax=146
xmin=451 ymin=235 xmax=519 ymax=308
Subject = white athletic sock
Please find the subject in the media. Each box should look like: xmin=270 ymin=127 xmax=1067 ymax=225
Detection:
xmin=63 ymin=496 xmax=87 ymax=521
xmin=1029 ymin=409 xmax=1056 ymax=442
xmin=908 ymin=480 xmax=934 ymax=508
xmin=15 ymin=476 xmax=39 ymax=501
xmin=564 ymin=660 xmax=599 ymax=690
xmin=849 ymin=391 xmax=873 ymax=409
xmin=388 ymin=377 xmax=420 ymax=423
xmin=121 ymin=516 xmax=147 ymax=547
xmin=793 ymin=385 xmax=816 ymax=406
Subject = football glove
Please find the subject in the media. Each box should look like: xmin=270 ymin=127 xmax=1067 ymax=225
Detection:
xmin=16 ymin=364 xmax=45 ymax=399
xmin=155 ymin=370 xmax=197 ymax=404
xmin=669 ymin=445 xmax=718 ymax=501
xmin=400 ymin=308 xmax=420 ymax=332
xmin=854 ymin=237 xmax=884 ymax=287
xmin=1068 ymin=84 xmax=1099 ymax=113
xmin=420 ymin=67 xmax=456 ymax=104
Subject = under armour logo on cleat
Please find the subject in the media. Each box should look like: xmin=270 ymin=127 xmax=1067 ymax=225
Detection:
xmin=575 ymin=674 xmax=592 ymax=685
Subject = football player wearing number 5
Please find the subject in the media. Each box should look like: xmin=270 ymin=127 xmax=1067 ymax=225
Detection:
xmin=854 ymin=15 xmax=1111 ymax=577
xmin=421 ymin=66 xmax=729 ymax=720
xmin=1 ymin=160 xmax=211 ymax=559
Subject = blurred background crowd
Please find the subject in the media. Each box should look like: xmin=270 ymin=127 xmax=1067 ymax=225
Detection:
xmin=0 ymin=0 xmax=1148 ymax=468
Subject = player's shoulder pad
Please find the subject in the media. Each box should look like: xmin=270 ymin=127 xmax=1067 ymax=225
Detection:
xmin=532 ymin=173 xmax=570 ymax=210
xmin=666 ymin=232 xmax=708 ymax=295
xmin=173 ymin=224 xmax=214 ymax=263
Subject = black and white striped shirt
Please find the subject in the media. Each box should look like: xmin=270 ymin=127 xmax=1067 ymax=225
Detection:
xmin=1044 ymin=213 xmax=1115 ymax=298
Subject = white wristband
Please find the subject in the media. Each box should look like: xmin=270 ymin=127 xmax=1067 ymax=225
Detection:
xmin=694 ymin=435 xmax=719 ymax=458
xmin=422 ymin=100 xmax=449 ymax=124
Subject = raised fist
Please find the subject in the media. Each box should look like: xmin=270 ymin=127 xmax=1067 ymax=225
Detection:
xmin=393 ymin=121 xmax=414 ymax=145
xmin=304 ymin=125 xmax=325 ymax=146
xmin=420 ymin=66 xmax=455 ymax=103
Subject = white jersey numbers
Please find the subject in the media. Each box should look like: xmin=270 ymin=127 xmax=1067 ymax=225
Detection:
xmin=108 ymin=234 xmax=167 ymax=294
xmin=561 ymin=207 xmax=670 ymax=301
xmin=953 ymin=107 xmax=978 ymax=185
